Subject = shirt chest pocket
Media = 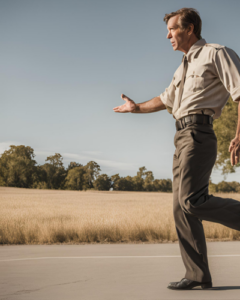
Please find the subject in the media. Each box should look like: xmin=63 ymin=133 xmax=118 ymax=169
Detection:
xmin=185 ymin=66 xmax=207 ymax=93
xmin=173 ymin=76 xmax=182 ymax=101
xmin=173 ymin=76 xmax=181 ymax=89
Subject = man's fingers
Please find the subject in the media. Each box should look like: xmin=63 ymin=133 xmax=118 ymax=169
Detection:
xmin=231 ymin=149 xmax=234 ymax=166
xmin=121 ymin=93 xmax=131 ymax=102
xmin=113 ymin=105 xmax=126 ymax=113
xmin=229 ymin=140 xmax=235 ymax=152
xmin=235 ymin=155 xmax=239 ymax=165
xmin=236 ymin=147 xmax=240 ymax=164
xmin=229 ymin=139 xmax=240 ymax=165
xmin=234 ymin=150 xmax=238 ymax=165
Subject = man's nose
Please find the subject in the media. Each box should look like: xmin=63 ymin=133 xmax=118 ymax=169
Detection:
xmin=166 ymin=32 xmax=172 ymax=39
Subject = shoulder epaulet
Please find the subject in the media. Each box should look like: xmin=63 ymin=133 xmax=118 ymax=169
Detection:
xmin=205 ymin=43 xmax=225 ymax=51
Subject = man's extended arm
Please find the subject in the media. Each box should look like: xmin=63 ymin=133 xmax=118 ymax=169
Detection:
xmin=113 ymin=94 xmax=166 ymax=113
xmin=229 ymin=100 xmax=240 ymax=166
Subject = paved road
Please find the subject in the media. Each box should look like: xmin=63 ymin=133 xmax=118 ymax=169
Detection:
xmin=1 ymin=242 xmax=240 ymax=300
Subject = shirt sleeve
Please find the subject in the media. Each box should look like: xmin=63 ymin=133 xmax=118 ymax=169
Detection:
xmin=214 ymin=47 xmax=240 ymax=102
xmin=160 ymin=77 xmax=176 ymax=114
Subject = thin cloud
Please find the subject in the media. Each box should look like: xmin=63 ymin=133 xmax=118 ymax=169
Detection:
xmin=33 ymin=150 xmax=137 ymax=172
xmin=0 ymin=142 xmax=21 ymax=155
xmin=62 ymin=152 xmax=137 ymax=171
xmin=81 ymin=151 xmax=102 ymax=156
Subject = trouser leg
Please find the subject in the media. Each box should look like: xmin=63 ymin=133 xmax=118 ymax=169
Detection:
xmin=172 ymin=151 xmax=211 ymax=282
xmin=173 ymin=123 xmax=240 ymax=282
xmin=178 ymin=124 xmax=240 ymax=230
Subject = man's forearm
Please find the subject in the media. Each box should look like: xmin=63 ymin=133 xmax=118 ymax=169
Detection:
xmin=131 ymin=96 xmax=166 ymax=113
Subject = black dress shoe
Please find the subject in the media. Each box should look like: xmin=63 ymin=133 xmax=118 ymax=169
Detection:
xmin=167 ymin=278 xmax=212 ymax=290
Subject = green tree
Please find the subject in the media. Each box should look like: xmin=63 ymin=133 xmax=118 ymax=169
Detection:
xmin=226 ymin=181 xmax=240 ymax=192
xmin=114 ymin=177 xmax=134 ymax=191
xmin=217 ymin=181 xmax=236 ymax=193
xmin=65 ymin=166 xmax=86 ymax=190
xmin=93 ymin=174 xmax=112 ymax=190
xmin=209 ymin=180 xmax=218 ymax=193
xmin=111 ymin=174 xmax=120 ymax=190
xmin=152 ymin=179 xmax=172 ymax=192
xmin=132 ymin=175 xmax=144 ymax=191
xmin=143 ymin=171 xmax=154 ymax=191
xmin=0 ymin=176 xmax=5 ymax=186
xmin=31 ymin=165 xmax=48 ymax=189
xmin=132 ymin=166 xmax=147 ymax=191
xmin=67 ymin=162 xmax=82 ymax=171
xmin=42 ymin=153 xmax=66 ymax=189
xmin=213 ymin=96 xmax=240 ymax=177
xmin=0 ymin=145 xmax=37 ymax=188
xmin=124 ymin=176 xmax=134 ymax=191
xmin=137 ymin=166 xmax=147 ymax=179
xmin=83 ymin=161 xmax=101 ymax=188
xmin=111 ymin=174 xmax=134 ymax=191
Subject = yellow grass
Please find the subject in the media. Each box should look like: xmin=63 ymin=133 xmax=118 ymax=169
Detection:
xmin=0 ymin=187 xmax=240 ymax=245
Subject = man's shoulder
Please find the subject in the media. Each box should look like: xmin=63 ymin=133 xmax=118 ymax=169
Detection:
xmin=204 ymin=43 xmax=239 ymax=59
xmin=204 ymin=42 xmax=225 ymax=51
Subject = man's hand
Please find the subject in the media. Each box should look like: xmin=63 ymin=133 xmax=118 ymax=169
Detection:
xmin=113 ymin=94 xmax=137 ymax=113
xmin=229 ymin=136 xmax=240 ymax=166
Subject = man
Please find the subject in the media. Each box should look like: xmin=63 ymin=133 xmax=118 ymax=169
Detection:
xmin=113 ymin=8 xmax=240 ymax=290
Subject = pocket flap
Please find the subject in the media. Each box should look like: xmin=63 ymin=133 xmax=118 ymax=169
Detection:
xmin=173 ymin=76 xmax=181 ymax=88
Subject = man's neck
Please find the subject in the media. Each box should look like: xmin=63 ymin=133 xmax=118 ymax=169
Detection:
xmin=182 ymin=37 xmax=200 ymax=54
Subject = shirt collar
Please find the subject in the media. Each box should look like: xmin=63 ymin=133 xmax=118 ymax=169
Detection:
xmin=182 ymin=38 xmax=207 ymax=63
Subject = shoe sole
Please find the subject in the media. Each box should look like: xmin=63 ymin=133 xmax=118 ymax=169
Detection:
xmin=167 ymin=282 xmax=212 ymax=290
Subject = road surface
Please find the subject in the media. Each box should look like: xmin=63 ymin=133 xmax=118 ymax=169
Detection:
xmin=1 ymin=242 xmax=240 ymax=299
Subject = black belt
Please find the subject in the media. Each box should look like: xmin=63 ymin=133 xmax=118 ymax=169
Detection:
xmin=175 ymin=114 xmax=213 ymax=131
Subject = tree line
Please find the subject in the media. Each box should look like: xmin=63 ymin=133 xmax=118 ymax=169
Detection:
xmin=0 ymin=98 xmax=239 ymax=192
xmin=0 ymin=145 xmax=239 ymax=192
xmin=209 ymin=180 xmax=240 ymax=193
xmin=0 ymin=145 xmax=172 ymax=192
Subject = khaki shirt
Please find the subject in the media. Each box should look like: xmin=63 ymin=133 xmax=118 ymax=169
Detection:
xmin=160 ymin=38 xmax=240 ymax=120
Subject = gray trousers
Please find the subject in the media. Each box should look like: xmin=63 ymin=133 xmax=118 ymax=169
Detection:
xmin=173 ymin=122 xmax=240 ymax=282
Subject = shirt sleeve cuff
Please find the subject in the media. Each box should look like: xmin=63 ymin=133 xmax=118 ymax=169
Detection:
xmin=160 ymin=92 xmax=173 ymax=114
xmin=160 ymin=92 xmax=172 ymax=107
xmin=231 ymin=86 xmax=240 ymax=102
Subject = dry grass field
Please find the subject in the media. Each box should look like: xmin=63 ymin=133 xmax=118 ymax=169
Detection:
xmin=1 ymin=187 xmax=240 ymax=245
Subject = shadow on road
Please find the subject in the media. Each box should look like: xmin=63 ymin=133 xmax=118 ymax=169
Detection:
xmin=193 ymin=286 xmax=240 ymax=291
xmin=210 ymin=286 xmax=240 ymax=290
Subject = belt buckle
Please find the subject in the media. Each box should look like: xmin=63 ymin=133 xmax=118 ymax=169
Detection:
xmin=185 ymin=115 xmax=192 ymax=125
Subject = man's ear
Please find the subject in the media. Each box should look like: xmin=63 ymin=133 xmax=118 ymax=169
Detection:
xmin=188 ymin=24 xmax=194 ymax=35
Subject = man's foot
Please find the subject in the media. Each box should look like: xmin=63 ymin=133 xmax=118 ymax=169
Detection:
xmin=167 ymin=278 xmax=212 ymax=290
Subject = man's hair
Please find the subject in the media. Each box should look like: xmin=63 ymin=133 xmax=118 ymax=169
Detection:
xmin=163 ymin=8 xmax=202 ymax=40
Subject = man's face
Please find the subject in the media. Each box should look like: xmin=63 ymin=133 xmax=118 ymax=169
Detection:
xmin=166 ymin=15 xmax=189 ymax=52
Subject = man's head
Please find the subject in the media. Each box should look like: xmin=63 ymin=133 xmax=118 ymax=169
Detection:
xmin=163 ymin=8 xmax=202 ymax=53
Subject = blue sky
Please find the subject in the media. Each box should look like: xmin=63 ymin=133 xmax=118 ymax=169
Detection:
xmin=1 ymin=0 xmax=240 ymax=183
